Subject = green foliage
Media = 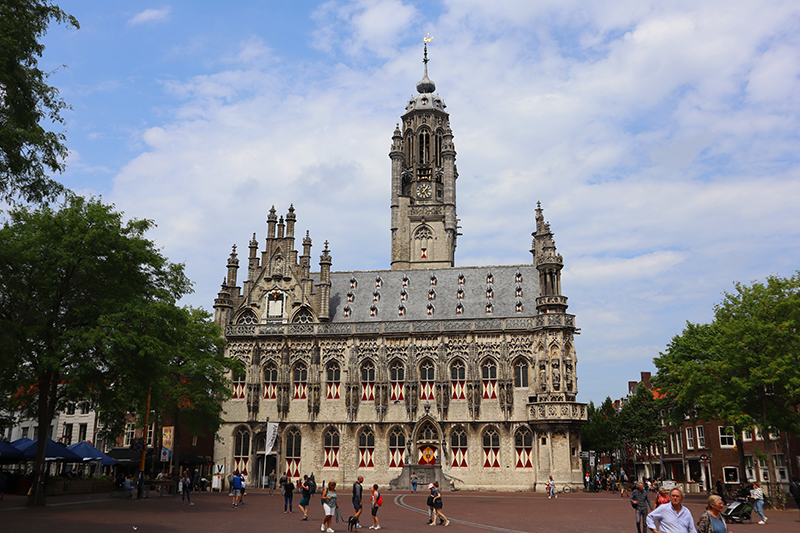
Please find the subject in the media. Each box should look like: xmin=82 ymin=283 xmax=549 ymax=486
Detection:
xmin=581 ymin=397 xmax=621 ymax=455
xmin=653 ymin=272 xmax=800 ymax=435
xmin=0 ymin=0 xmax=79 ymax=204
xmin=617 ymin=384 xmax=664 ymax=452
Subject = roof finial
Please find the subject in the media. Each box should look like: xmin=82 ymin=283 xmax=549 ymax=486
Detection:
xmin=416 ymin=34 xmax=436 ymax=94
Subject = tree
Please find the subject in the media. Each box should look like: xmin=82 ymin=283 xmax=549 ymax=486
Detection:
xmin=581 ymin=397 xmax=621 ymax=460
xmin=653 ymin=272 xmax=800 ymax=495
xmin=0 ymin=195 xmax=191 ymax=506
xmin=0 ymin=0 xmax=78 ymax=204
xmin=617 ymin=384 xmax=664 ymax=477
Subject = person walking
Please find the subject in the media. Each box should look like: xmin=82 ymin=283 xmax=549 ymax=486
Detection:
xmin=283 ymin=472 xmax=294 ymax=513
xmin=411 ymin=471 xmax=418 ymax=493
xmin=750 ymin=482 xmax=767 ymax=524
xmin=655 ymin=487 xmax=670 ymax=507
xmin=369 ymin=484 xmax=382 ymax=530
xmin=430 ymin=481 xmax=450 ymax=526
xmin=646 ymin=488 xmax=697 ymax=533
xmin=715 ymin=477 xmax=727 ymax=505
xmin=632 ymin=482 xmax=651 ymax=533
xmin=353 ymin=475 xmax=364 ymax=526
xmin=268 ymin=469 xmax=277 ymax=495
xmin=696 ymin=495 xmax=730 ymax=533
xmin=231 ymin=469 xmax=243 ymax=508
xmin=181 ymin=471 xmax=194 ymax=505
xmin=547 ymin=475 xmax=557 ymax=499
xmin=321 ymin=481 xmax=338 ymax=533
xmin=298 ymin=475 xmax=311 ymax=520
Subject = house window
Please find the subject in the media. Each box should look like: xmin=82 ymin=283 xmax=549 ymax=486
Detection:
xmin=685 ymin=427 xmax=695 ymax=450
xmin=719 ymin=426 xmax=735 ymax=448
xmin=359 ymin=428 xmax=375 ymax=467
xmin=285 ymin=428 xmax=301 ymax=478
xmin=745 ymin=456 xmax=756 ymax=481
xmin=450 ymin=360 xmax=466 ymax=400
xmin=293 ymin=364 xmax=308 ymax=400
xmin=482 ymin=359 xmax=498 ymax=399
xmin=696 ymin=426 xmax=705 ymax=448
xmin=124 ymin=423 xmax=135 ymax=447
xmin=147 ymin=423 xmax=154 ymax=446
xmin=323 ymin=428 xmax=340 ymax=468
xmin=515 ymin=427 xmax=533 ymax=468
xmin=63 ymin=423 xmax=73 ymax=445
xmin=361 ymin=362 xmax=376 ymax=401
xmin=66 ymin=404 xmax=76 ymax=415
xmin=482 ymin=428 xmax=500 ymax=468
xmin=743 ymin=429 xmax=753 ymax=441
xmin=774 ymin=454 xmax=788 ymax=482
xmin=78 ymin=423 xmax=87 ymax=442
xmin=80 ymin=403 xmax=90 ymax=415
xmin=388 ymin=428 xmax=406 ymax=468
xmin=232 ymin=371 xmax=246 ymax=400
xmin=326 ymin=362 xmax=341 ymax=400
xmin=723 ymin=466 xmax=739 ymax=483
xmin=390 ymin=361 xmax=405 ymax=401
xmin=264 ymin=363 xmax=278 ymax=400
xmin=420 ymin=360 xmax=435 ymax=400
xmin=514 ymin=359 xmax=528 ymax=387
xmin=450 ymin=428 xmax=468 ymax=467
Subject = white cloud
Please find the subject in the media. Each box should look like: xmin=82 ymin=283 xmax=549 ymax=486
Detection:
xmin=128 ymin=7 xmax=171 ymax=26
xmin=103 ymin=0 xmax=800 ymax=403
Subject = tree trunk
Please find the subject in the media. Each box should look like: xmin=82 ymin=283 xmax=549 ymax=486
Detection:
xmin=26 ymin=372 xmax=55 ymax=507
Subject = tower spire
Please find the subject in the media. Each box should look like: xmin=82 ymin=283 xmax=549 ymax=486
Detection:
xmin=416 ymin=34 xmax=436 ymax=94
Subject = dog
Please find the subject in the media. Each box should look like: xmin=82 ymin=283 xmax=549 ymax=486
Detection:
xmin=347 ymin=516 xmax=359 ymax=531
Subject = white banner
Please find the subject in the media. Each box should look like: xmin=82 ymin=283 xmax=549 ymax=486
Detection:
xmin=264 ymin=422 xmax=279 ymax=456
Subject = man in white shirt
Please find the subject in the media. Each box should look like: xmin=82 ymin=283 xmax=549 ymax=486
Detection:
xmin=646 ymin=488 xmax=697 ymax=533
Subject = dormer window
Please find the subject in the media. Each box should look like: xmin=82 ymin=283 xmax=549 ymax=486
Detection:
xmin=347 ymin=290 xmax=355 ymax=303
xmin=402 ymin=274 xmax=409 ymax=288
xmin=486 ymin=302 xmax=493 ymax=314
xmin=428 ymin=288 xmax=436 ymax=301
xmin=398 ymin=305 xmax=406 ymax=317
xmin=515 ymin=300 xmax=524 ymax=313
xmin=458 ymin=273 xmax=465 ymax=285
xmin=350 ymin=277 xmax=358 ymax=289
xmin=427 ymin=302 xmax=435 ymax=316
xmin=515 ymin=270 xmax=523 ymax=283
xmin=343 ymin=305 xmax=351 ymax=318
xmin=515 ymin=285 xmax=523 ymax=298
xmin=486 ymin=273 xmax=494 ymax=285
xmin=369 ymin=304 xmax=378 ymax=317
xmin=456 ymin=302 xmax=464 ymax=315
xmin=486 ymin=287 xmax=494 ymax=299
xmin=457 ymin=287 xmax=464 ymax=300
xmin=375 ymin=275 xmax=382 ymax=288
xmin=400 ymin=289 xmax=408 ymax=302
xmin=430 ymin=274 xmax=437 ymax=286
xmin=373 ymin=290 xmax=381 ymax=302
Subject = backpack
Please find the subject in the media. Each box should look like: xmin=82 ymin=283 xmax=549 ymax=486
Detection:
xmin=308 ymin=474 xmax=317 ymax=494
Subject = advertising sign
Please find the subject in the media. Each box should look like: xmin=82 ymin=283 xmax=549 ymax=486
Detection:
xmin=161 ymin=426 xmax=174 ymax=462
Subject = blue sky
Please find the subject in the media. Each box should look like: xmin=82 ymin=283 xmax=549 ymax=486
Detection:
xmin=29 ymin=0 xmax=800 ymax=404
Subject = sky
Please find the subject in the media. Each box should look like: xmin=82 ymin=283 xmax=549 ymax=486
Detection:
xmin=27 ymin=0 xmax=800 ymax=405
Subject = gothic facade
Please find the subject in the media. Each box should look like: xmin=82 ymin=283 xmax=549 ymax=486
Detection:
xmin=213 ymin=45 xmax=587 ymax=491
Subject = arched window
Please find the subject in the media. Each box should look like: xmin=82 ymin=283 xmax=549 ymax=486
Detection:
xmin=389 ymin=428 xmax=406 ymax=468
xmin=358 ymin=427 xmax=375 ymax=467
xmin=451 ymin=428 xmax=468 ymax=467
xmin=482 ymin=359 xmax=498 ymax=399
xmin=361 ymin=361 xmax=375 ymax=401
xmin=236 ymin=310 xmax=258 ymax=325
xmin=285 ymin=428 xmax=301 ymax=478
xmin=293 ymin=363 xmax=308 ymax=400
xmin=232 ymin=370 xmax=246 ymax=400
xmin=514 ymin=359 xmax=529 ymax=388
xmin=417 ymin=422 xmax=438 ymax=465
xmin=293 ymin=308 xmax=314 ymax=323
xmin=450 ymin=360 xmax=466 ymax=400
xmin=483 ymin=427 xmax=500 ymax=468
xmin=390 ymin=360 xmax=405 ymax=401
xmin=419 ymin=360 xmax=435 ymax=401
xmin=264 ymin=362 xmax=278 ymax=399
xmin=323 ymin=428 xmax=339 ymax=468
xmin=326 ymin=362 xmax=341 ymax=400
xmin=234 ymin=428 xmax=250 ymax=475
xmin=418 ymin=131 xmax=430 ymax=163
xmin=515 ymin=427 xmax=533 ymax=468
xmin=419 ymin=422 xmax=438 ymax=441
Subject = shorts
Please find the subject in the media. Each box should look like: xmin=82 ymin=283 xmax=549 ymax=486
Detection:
xmin=268 ymin=481 xmax=275 ymax=489
xmin=323 ymin=503 xmax=336 ymax=516
xmin=300 ymin=496 xmax=310 ymax=506
xmin=232 ymin=489 xmax=241 ymax=497
xmin=353 ymin=500 xmax=363 ymax=511
xmin=371 ymin=506 xmax=379 ymax=516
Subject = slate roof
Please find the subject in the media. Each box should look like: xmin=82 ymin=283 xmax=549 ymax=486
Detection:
xmin=314 ymin=264 xmax=539 ymax=323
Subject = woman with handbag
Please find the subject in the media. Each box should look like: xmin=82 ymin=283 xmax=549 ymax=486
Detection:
xmin=430 ymin=481 xmax=450 ymax=526
xmin=321 ymin=481 xmax=338 ymax=533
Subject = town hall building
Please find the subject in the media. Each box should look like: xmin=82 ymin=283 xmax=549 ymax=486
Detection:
xmin=213 ymin=44 xmax=587 ymax=491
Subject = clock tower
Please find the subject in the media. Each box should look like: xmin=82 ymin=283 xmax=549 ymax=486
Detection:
xmin=390 ymin=38 xmax=458 ymax=270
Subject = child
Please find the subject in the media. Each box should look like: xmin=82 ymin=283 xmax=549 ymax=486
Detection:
xmin=370 ymin=484 xmax=382 ymax=530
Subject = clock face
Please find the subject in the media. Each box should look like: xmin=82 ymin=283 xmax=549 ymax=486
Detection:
xmin=416 ymin=183 xmax=432 ymax=199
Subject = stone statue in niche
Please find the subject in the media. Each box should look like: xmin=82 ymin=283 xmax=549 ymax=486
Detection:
xmin=565 ymin=361 xmax=573 ymax=391
xmin=539 ymin=361 xmax=547 ymax=391
xmin=552 ymin=360 xmax=560 ymax=391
